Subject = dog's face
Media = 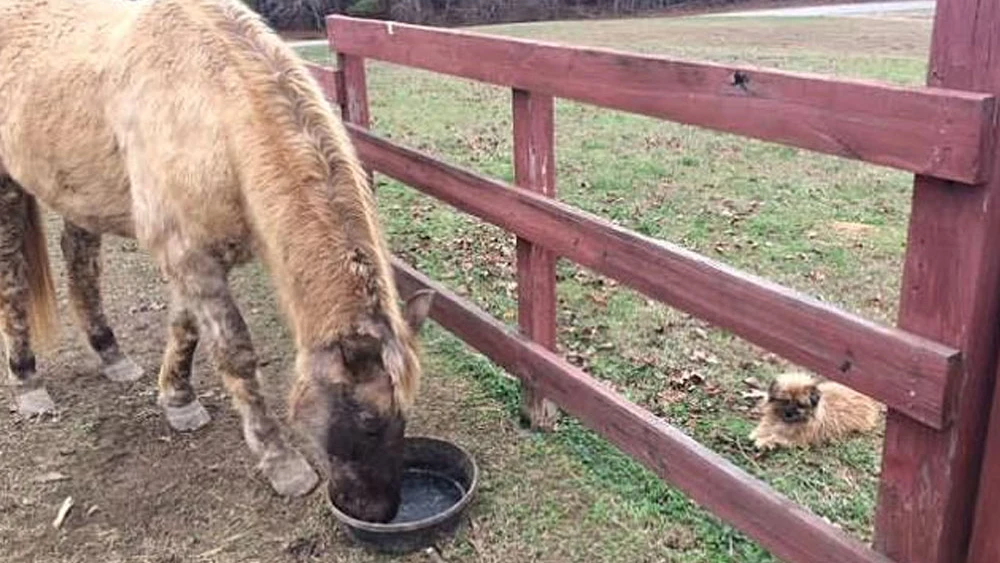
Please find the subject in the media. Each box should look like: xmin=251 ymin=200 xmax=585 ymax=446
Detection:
xmin=766 ymin=375 xmax=821 ymax=424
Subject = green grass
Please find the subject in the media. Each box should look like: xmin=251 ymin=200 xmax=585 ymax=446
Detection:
xmin=298 ymin=12 xmax=930 ymax=561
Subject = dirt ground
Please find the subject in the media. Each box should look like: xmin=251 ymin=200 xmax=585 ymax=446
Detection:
xmin=0 ymin=216 xmax=633 ymax=563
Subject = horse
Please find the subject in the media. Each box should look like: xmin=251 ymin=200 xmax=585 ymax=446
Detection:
xmin=0 ymin=0 xmax=434 ymax=523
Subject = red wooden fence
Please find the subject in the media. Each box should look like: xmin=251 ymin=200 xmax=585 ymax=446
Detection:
xmin=512 ymin=88 xmax=560 ymax=430
xmin=304 ymin=4 xmax=1000 ymax=561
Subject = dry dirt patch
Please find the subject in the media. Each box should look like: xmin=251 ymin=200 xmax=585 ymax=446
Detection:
xmin=0 ymin=216 xmax=680 ymax=563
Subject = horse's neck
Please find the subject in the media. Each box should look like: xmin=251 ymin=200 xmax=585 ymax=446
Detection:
xmin=240 ymin=147 xmax=393 ymax=348
xmin=211 ymin=14 xmax=396 ymax=348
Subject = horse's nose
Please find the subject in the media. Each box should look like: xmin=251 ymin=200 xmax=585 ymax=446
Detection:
xmin=331 ymin=483 xmax=400 ymax=523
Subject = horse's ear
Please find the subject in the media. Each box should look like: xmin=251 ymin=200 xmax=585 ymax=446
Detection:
xmin=404 ymin=290 xmax=435 ymax=332
xmin=339 ymin=333 xmax=383 ymax=371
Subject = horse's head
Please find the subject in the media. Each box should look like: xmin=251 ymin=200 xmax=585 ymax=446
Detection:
xmin=289 ymin=290 xmax=434 ymax=523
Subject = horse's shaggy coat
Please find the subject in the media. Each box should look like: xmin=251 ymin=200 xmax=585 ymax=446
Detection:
xmin=0 ymin=0 xmax=433 ymax=519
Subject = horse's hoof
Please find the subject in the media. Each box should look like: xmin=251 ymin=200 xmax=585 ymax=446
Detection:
xmin=16 ymin=387 xmax=57 ymax=417
xmin=162 ymin=399 xmax=211 ymax=432
xmin=260 ymin=449 xmax=320 ymax=498
xmin=103 ymin=357 xmax=144 ymax=382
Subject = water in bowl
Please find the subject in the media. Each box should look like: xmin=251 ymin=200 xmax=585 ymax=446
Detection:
xmin=389 ymin=468 xmax=465 ymax=524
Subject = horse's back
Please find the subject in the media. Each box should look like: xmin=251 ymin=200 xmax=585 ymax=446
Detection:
xmin=0 ymin=0 xmax=139 ymax=236
xmin=0 ymin=0 xmax=249 ymax=244
xmin=110 ymin=0 xmax=252 ymax=248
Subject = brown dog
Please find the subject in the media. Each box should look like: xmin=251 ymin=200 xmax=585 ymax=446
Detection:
xmin=749 ymin=372 xmax=881 ymax=450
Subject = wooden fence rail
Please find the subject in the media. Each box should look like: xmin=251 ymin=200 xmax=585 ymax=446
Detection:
xmin=306 ymin=63 xmax=341 ymax=103
xmin=305 ymin=7 xmax=1000 ymax=561
xmin=393 ymin=257 xmax=892 ymax=563
xmin=347 ymin=123 xmax=960 ymax=429
xmin=327 ymin=16 xmax=996 ymax=185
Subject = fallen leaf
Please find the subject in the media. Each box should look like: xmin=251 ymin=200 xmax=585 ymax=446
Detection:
xmin=689 ymin=350 xmax=720 ymax=366
xmin=668 ymin=370 xmax=705 ymax=389
xmin=806 ymin=269 xmax=827 ymax=282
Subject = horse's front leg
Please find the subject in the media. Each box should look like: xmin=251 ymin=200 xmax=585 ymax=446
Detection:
xmin=0 ymin=177 xmax=53 ymax=415
xmin=60 ymin=221 xmax=143 ymax=382
xmin=168 ymin=255 xmax=318 ymax=497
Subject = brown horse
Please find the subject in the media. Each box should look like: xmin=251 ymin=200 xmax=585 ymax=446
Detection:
xmin=0 ymin=0 xmax=434 ymax=522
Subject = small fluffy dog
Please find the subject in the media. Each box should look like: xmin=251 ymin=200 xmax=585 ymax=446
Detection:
xmin=749 ymin=371 xmax=881 ymax=450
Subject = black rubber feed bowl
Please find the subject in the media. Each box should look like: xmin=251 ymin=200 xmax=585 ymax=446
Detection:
xmin=327 ymin=436 xmax=478 ymax=554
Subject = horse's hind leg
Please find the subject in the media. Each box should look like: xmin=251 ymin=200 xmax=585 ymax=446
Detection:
xmin=156 ymin=296 xmax=210 ymax=431
xmin=166 ymin=252 xmax=318 ymax=497
xmin=60 ymin=222 xmax=143 ymax=382
xmin=0 ymin=177 xmax=53 ymax=415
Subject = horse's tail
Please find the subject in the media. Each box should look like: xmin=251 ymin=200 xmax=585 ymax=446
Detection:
xmin=23 ymin=195 xmax=57 ymax=349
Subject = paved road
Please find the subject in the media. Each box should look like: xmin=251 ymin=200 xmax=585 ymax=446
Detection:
xmin=290 ymin=38 xmax=326 ymax=47
xmin=287 ymin=0 xmax=936 ymax=46
xmin=704 ymin=0 xmax=934 ymax=17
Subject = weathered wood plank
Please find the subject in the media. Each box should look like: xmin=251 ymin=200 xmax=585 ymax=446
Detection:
xmin=513 ymin=88 xmax=560 ymax=431
xmin=349 ymin=124 xmax=961 ymax=429
xmin=962 ymin=0 xmax=1000 ymax=539
xmin=392 ymin=257 xmax=893 ymax=563
xmin=969 ymin=406 xmax=1000 ymax=562
xmin=304 ymin=63 xmax=341 ymax=104
xmin=875 ymin=1 xmax=1000 ymax=561
xmin=329 ymin=25 xmax=373 ymax=184
xmin=328 ymin=15 xmax=995 ymax=184
xmin=335 ymin=54 xmax=369 ymax=129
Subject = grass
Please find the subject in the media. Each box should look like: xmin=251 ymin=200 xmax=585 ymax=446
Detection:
xmin=298 ymin=12 xmax=932 ymax=561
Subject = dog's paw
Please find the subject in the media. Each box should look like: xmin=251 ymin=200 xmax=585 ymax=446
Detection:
xmin=751 ymin=434 xmax=779 ymax=450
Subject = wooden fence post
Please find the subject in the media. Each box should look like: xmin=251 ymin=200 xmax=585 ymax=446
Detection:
xmin=512 ymin=88 xmax=559 ymax=431
xmin=336 ymin=51 xmax=374 ymax=187
xmin=874 ymin=2 xmax=1000 ymax=561
xmin=969 ymin=386 xmax=1000 ymax=560
xmin=337 ymin=54 xmax=370 ymax=129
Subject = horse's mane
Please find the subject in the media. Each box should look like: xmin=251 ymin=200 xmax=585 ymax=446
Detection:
xmin=151 ymin=0 xmax=420 ymax=408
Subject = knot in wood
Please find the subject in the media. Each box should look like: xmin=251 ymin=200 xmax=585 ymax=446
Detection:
xmin=731 ymin=71 xmax=750 ymax=90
